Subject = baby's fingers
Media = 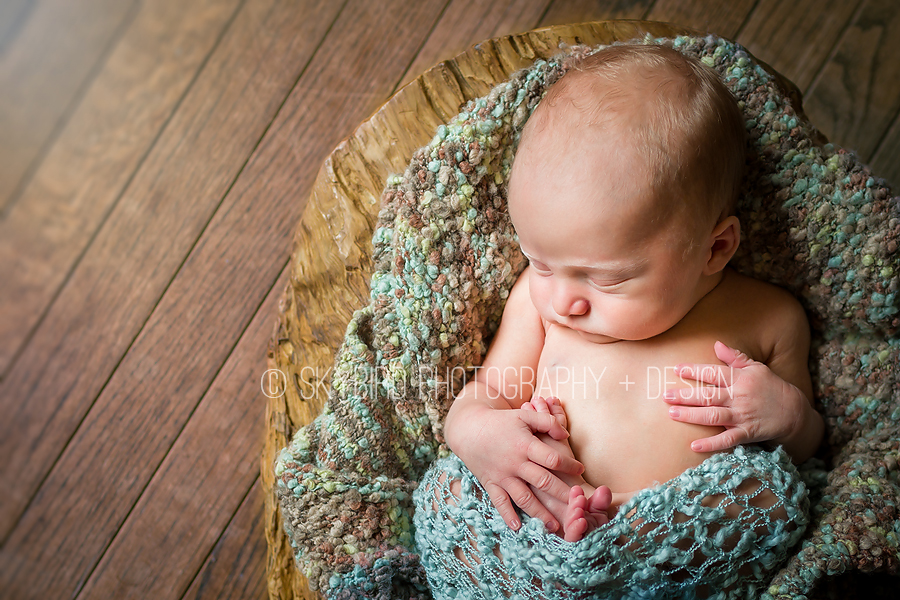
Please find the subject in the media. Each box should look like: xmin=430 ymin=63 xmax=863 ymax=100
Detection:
xmin=528 ymin=396 xmax=552 ymax=413
xmin=483 ymin=483 xmax=524 ymax=531
xmin=518 ymin=406 xmax=569 ymax=441
xmin=685 ymin=428 xmax=748 ymax=453
xmin=668 ymin=405 xmax=734 ymax=428
xmin=664 ymin=386 xmax=729 ymax=406
xmin=526 ymin=437 xmax=584 ymax=476
xmin=500 ymin=475 xmax=560 ymax=532
xmin=674 ymin=363 xmax=732 ymax=387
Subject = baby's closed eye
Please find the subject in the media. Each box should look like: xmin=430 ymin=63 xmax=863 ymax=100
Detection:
xmin=588 ymin=277 xmax=628 ymax=291
xmin=529 ymin=260 xmax=552 ymax=273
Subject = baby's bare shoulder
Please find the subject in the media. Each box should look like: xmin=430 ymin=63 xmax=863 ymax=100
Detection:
xmin=720 ymin=269 xmax=809 ymax=359
xmin=722 ymin=270 xmax=805 ymax=317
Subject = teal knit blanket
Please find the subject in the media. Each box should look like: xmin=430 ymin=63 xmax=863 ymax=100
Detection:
xmin=415 ymin=448 xmax=807 ymax=599
xmin=274 ymin=34 xmax=900 ymax=599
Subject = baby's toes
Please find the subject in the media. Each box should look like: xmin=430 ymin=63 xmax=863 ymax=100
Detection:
xmin=562 ymin=487 xmax=589 ymax=542
xmin=563 ymin=515 xmax=587 ymax=542
xmin=588 ymin=485 xmax=613 ymax=513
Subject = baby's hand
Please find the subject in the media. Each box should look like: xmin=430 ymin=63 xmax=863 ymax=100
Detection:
xmin=521 ymin=395 xmax=568 ymax=430
xmin=664 ymin=341 xmax=807 ymax=453
xmin=449 ymin=400 xmax=584 ymax=533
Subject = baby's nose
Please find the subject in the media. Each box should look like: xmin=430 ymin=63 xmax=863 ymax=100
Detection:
xmin=553 ymin=288 xmax=589 ymax=317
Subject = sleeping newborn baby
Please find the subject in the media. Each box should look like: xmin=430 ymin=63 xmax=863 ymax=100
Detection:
xmin=442 ymin=43 xmax=825 ymax=542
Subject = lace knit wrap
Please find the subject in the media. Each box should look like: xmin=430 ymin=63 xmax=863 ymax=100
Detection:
xmin=274 ymin=34 xmax=900 ymax=599
xmin=415 ymin=448 xmax=807 ymax=599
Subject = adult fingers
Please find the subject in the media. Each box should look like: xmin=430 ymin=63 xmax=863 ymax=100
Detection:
xmin=664 ymin=385 xmax=729 ymax=406
xmin=673 ymin=363 xmax=733 ymax=387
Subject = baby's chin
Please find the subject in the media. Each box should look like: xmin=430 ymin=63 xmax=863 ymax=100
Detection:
xmin=573 ymin=329 xmax=621 ymax=344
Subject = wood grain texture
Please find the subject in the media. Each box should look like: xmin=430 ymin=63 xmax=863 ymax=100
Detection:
xmin=0 ymin=0 xmax=34 ymax=54
xmin=183 ymin=479 xmax=269 ymax=600
xmin=737 ymin=0 xmax=863 ymax=91
xmin=870 ymin=114 xmax=900 ymax=189
xmin=0 ymin=0 xmax=241 ymax=376
xmin=538 ymin=0 xmax=653 ymax=27
xmin=0 ymin=1 xmax=360 ymax=597
xmin=803 ymin=0 xmax=900 ymax=161
xmin=0 ymin=0 xmax=251 ymax=545
xmin=647 ymin=0 xmax=756 ymax=38
xmin=0 ymin=0 xmax=449 ymax=598
xmin=0 ymin=0 xmax=137 ymax=213
xmin=74 ymin=263 xmax=287 ymax=600
xmin=398 ymin=0 xmax=551 ymax=90
xmin=264 ymin=20 xmax=773 ymax=599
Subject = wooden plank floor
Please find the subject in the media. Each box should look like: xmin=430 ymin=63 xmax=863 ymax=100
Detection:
xmin=1 ymin=0 xmax=897 ymax=598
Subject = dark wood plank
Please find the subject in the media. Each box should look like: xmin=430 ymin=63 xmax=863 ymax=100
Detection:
xmin=0 ymin=0 xmax=241 ymax=375
xmin=802 ymin=0 xmax=900 ymax=161
xmin=399 ymin=0 xmax=552 ymax=89
xmin=737 ymin=0 xmax=862 ymax=91
xmin=647 ymin=0 xmax=756 ymax=38
xmin=75 ymin=265 xmax=286 ymax=600
xmin=870 ymin=114 xmax=900 ymax=188
xmin=0 ymin=0 xmax=137 ymax=213
xmin=0 ymin=0 xmax=447 ymax=598
xmin=182 ymin=479 xmax=268 ymax=600
xmin=538 ymin=0 xmax=654 ymax=27
xmin=0 ymin=0 xmax=247 ymax=541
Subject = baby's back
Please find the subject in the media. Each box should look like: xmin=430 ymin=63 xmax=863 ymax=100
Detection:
xmin=537 ymin=269 xmax=791 ymax=493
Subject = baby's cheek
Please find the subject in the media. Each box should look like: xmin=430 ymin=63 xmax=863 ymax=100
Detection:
xmin=528 ymin=282 xmax=552 ymax=312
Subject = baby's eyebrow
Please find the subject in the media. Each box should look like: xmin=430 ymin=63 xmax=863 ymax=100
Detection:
xmin=586 ymin=259 xmax=647 ymax=278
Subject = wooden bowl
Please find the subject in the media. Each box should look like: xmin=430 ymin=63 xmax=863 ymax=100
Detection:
xmin=261 ymin=20 xmax=804 ymax=600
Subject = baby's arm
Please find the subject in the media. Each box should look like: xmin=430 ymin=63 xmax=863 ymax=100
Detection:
xmin=444 ymin=268 xmax=584 ymax=533
xmin=665 ymin=297 xmax=824 ymax=463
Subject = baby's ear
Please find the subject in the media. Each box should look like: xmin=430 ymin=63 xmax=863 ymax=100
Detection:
xmin=703 ymin=215 xmax=740 ymax=275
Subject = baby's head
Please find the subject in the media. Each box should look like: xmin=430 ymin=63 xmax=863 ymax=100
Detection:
xmin=508 ymin=44 xmax=746 ymax=342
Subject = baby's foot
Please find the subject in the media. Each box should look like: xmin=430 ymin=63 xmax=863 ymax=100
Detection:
xmin=562 ymin=485 xmax=612 ymax=542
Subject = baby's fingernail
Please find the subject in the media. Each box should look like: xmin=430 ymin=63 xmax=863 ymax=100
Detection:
xmin=669 ymin=407 xmax=680 ymax=418
xmin=510 ymin=519 xmax=520 ymax=530
xmin=691 ymin=441 xmax=702 ymax=451
xmin=546 ymin=521 xmax=558 ymax=533
xmin=663 ymin=391 xmax=675 ymax=400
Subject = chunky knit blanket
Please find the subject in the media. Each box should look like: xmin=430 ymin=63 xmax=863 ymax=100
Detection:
xmin=274 ymin=34 xmax=900 ymax=599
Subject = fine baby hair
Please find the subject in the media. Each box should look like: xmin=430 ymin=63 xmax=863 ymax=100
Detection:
xmin=522 ymin=44 xmax=746 ymax=231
